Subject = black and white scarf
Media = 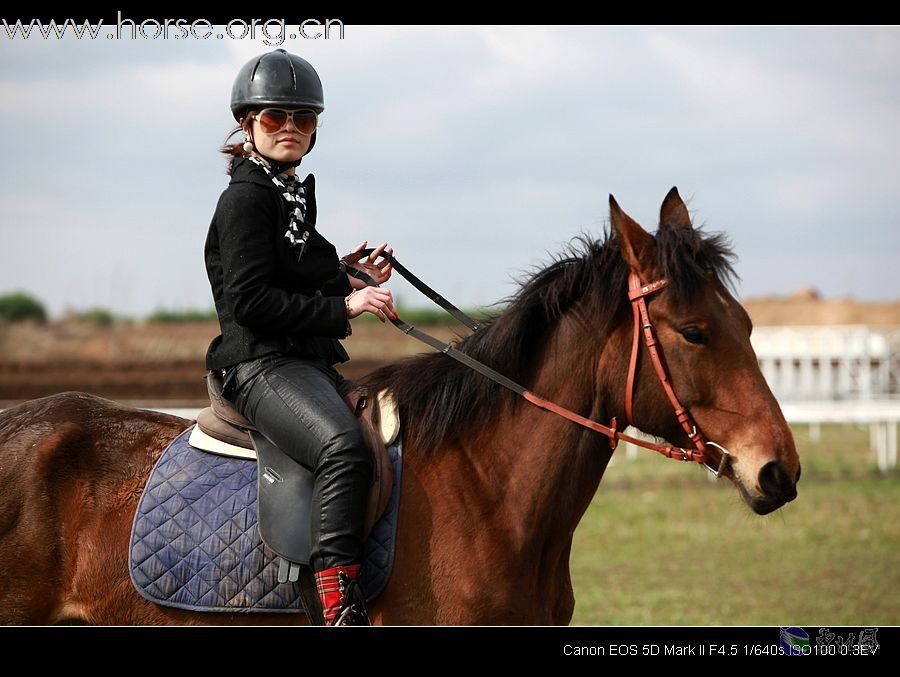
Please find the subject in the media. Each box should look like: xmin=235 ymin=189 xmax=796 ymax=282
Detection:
xmin=246 ymin=155 xmax=310 ymax=262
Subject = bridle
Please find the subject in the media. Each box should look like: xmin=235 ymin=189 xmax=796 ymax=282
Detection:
xmin=344 ymin=251 xmax=732 ymax=478
xmin=621 ymin=271 xmax=731 ymax=476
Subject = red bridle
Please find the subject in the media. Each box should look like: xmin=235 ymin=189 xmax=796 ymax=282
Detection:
xmin=346 ymin=251 xmax=732 ymax=477
xmin=524 ymin=270 xmax=731 ymax=477
xmin=624 ymin=271 xmax=731 ymax=474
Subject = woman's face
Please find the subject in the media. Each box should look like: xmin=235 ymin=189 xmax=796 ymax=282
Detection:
xmin=244 ymin=108 xmax=313 ymax=163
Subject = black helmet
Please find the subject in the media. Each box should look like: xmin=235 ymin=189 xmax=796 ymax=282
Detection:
xmin=231 ymin=49 xmax=324 ymax=168
xmin=231 ymin=48 xmax=325 ymax=119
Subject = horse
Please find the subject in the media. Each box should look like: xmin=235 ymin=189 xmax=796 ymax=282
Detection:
xmin=0 ymin=188 xmax=799 ymax=625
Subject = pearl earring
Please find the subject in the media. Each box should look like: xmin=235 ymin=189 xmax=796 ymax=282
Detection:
xmin=242 ymin=137 xmax=253 ymax=153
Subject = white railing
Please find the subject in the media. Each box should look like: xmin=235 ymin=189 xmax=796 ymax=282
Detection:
xmin=752 ymin=325 xmax=900 ymax=401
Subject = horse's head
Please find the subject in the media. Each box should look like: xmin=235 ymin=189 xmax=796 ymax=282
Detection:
xmin=605 ymin=187 xmax=799 ymax=515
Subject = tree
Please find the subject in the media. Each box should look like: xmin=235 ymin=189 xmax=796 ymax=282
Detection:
xmin=0 ymin=291 xmax=47 ymax=323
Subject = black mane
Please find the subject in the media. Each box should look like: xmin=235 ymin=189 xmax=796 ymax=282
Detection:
xmin=358 ymin=223 xmax=738 ymax=455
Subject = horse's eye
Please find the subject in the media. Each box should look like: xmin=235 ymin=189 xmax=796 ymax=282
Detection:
xmin=681 ymin=327 xmax=708 ymax=345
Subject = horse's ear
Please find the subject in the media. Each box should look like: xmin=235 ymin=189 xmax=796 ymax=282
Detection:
xmin=659 ymin=186 xmax=693 ymax=231
xmin=610 ymin=194 xmax=656 ymax=280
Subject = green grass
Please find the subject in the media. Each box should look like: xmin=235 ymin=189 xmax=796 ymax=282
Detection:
xmin=570 ymin=423 xmax=900 ymax=625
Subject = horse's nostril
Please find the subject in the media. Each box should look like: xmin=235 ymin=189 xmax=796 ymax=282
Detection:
xmin=758 ymin=460 xmax=795 ymax=500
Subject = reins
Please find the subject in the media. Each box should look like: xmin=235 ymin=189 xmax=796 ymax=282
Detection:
xmin=344 ymin=249 xmax=731 ymax=477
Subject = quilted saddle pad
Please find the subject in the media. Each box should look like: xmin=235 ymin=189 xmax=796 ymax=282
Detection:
xmin=128 ymin=424 xmax=403 ymax=613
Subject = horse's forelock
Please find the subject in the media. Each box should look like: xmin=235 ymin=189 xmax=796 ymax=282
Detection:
xmin=656 ymin=224 xmax=740 ymax=305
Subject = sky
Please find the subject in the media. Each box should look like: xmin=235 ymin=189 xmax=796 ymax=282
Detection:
xmin=1 ymin=24 xmax=898 ymax=319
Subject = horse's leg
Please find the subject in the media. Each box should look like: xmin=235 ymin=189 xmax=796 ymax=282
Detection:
xmin=0 ymin=394 xmax=190 ymax=624
xmin=0 ymin=415 xmax=85 ymax=623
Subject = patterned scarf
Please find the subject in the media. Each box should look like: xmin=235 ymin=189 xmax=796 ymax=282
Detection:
xmin=246 ymin=155 xmax=310 ymax=262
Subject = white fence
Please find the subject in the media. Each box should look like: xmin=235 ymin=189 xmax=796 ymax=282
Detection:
xmin=751 ymin=325 xmax=900 ymax=401
xmin=748 ymin=325 xmax=900 ymax=473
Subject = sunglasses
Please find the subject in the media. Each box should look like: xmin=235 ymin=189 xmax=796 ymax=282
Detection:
xmin=252 ymin=108 xmax=319 ymax=135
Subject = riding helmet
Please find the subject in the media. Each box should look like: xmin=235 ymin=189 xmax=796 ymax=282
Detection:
xmin=230 ymin=49 xmax=324 ymax=166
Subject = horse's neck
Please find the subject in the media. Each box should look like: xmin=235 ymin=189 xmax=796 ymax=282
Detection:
xmin=460 ymin=312 xmax=613 ymax=561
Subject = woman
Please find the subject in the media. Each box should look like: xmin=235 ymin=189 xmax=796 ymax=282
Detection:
xmin=203 ymin=48 xmax=398 ymax=626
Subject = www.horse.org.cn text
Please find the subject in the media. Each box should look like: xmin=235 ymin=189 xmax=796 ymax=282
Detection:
xmin=2 ymin=13 xmax=346 ymax=45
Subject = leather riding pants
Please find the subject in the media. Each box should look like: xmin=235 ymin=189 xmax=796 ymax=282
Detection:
xmin=223 ymin=353 xmax=374 ymax=573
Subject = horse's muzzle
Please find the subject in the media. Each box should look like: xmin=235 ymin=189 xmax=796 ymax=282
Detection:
xmin=754 ymin=460 xmax=799 ymax=512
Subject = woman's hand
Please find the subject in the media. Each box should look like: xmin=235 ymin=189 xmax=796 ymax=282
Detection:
xmin=341 ymin=240 xmax=394 ymax=287
xmin=345 ymin=286 xmax=398 ymax=323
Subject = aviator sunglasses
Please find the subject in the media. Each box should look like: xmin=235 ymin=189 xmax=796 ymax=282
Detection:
xmin=252 ymin=108 xmax=320 ymax=135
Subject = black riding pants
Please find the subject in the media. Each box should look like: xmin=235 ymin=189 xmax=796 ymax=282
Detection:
xmin=223 ymin=353 xmax=374 ymax=573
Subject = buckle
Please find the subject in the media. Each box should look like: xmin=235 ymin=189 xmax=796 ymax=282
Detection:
xmin=704 ymin=441 xmax=732 ymax=478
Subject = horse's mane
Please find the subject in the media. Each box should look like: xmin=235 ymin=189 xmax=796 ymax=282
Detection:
xmin=357 ymin=221 xmax=738 ymax=456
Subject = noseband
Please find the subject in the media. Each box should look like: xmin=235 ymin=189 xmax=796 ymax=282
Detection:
xmin=345 ymin=251 xmax=731 ymax=477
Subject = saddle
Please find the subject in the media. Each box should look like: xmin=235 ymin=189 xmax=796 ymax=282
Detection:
xmin=189 ymin=368 xmax=400 ymax=583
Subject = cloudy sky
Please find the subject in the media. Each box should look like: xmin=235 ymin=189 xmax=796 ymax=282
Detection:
xmin=0 ymin=25 xmax=897 ymax=319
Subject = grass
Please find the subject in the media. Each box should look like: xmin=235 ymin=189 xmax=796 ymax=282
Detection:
xmin=570 ymin=423 xmax=900 ymax=625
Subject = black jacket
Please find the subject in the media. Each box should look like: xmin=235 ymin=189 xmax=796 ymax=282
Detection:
xmin=204 ymin=156 xmax=353 ymax=372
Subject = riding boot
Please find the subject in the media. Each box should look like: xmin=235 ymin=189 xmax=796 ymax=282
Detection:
xmin=313 ymin=562 xmax=371 ymax=626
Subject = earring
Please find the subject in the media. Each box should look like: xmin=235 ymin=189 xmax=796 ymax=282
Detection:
xmin=242 ymin=138 xmax=253 ymax=153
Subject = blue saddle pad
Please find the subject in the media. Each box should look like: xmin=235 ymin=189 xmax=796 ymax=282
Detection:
xmin=128 ymin=424 xmax=403 ymax=614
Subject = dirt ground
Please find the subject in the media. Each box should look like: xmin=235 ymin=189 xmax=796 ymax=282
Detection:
xmin=0 ymin=318 xmax=464 ymax=406
xmin=1 ymin=288 xmax=897 ymax=407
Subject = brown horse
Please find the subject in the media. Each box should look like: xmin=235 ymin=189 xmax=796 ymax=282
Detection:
xmin=0 ymin=188 xmax=799 ymax=625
